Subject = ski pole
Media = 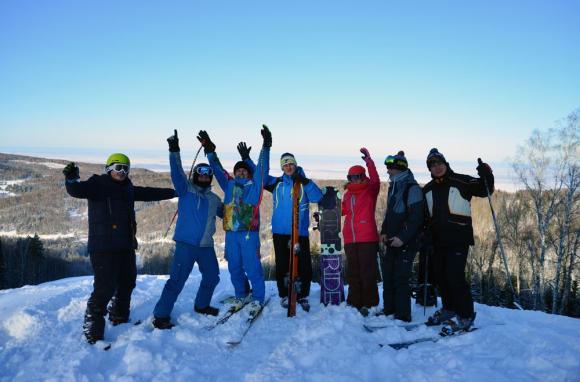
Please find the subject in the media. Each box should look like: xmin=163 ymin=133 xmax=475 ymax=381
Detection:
xmin=423 ymin=249 xmax=428 ymax=316
xmin=163 ymin=145 xmax=203 ymax=239
xmin=478 ymin=158 xmax=523 ymax=310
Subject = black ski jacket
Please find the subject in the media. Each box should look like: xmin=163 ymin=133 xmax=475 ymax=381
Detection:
xmin=422 ymin=168 xmax=493 ymax=247
xmin=65 ymin=174 xmax=175 ymax=253
xmin=380 ymin=170 xmax=424 ymax=246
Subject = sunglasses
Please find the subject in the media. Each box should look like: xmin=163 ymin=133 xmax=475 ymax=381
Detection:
xmin=347 ymin=174 xmax=364 ymax=181
xmin=108 ymin=164 xmax=130 ymax=174
xmin=195 ymin=166 xmax=213 ymax=176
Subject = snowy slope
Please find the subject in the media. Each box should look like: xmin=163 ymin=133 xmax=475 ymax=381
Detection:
xmin=0 ymin=269 xmax=579 ymax=382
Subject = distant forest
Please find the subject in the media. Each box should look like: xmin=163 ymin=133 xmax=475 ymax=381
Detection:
xmin=0 ymin=110 xmax=578 ymax=320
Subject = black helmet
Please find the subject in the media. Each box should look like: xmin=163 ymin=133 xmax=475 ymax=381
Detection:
xmin=193 ymin=163 xmax=213 ymax=188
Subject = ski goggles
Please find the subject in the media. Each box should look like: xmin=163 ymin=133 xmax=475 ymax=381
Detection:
xmin=107 ymin=164 xmax=130 ymax=174
xmin=347 ymin=174 xmax=364 ymax=182
xmin=384 ymin=155 xmax=396 ymax=168
xmin=195 ymin=165 xmax=213 ymax=176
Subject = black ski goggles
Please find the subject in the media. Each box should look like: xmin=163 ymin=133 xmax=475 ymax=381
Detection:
xmin=107 ymin=164 xmax=130 ymax=174
xmin=347 ymin=174 xmax=364 ymax=182
xmin=195 ymin=166 xmax=213 ymax=176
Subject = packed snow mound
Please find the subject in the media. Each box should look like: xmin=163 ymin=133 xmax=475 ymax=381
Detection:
xmin=0 ymin=269 xmax=579 ymax=382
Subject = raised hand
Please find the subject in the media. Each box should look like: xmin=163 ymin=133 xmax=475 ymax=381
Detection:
xmin=63 ymin=162 xmax=80 ymax=180
xmin=237 ymin=142 xmax=252 ymax=161
xmin=197 ymin=130 xmax=216 ymax=154
xmin=167 ymin=129 xmax=180 ymax=152
xmin=360 ymin=147 xmax=371 ymax=161
xmin=261 ymin=125 xmax=272 ymax=148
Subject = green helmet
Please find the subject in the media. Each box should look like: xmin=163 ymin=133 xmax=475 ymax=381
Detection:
xmin=106 ymin=153 xmax=130 ymax=167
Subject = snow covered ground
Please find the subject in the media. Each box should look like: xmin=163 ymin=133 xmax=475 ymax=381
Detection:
xmin=0 ymin=268 xmax=578 ymax=382
xmin=0 ymin=179 xmax=26 ymax=197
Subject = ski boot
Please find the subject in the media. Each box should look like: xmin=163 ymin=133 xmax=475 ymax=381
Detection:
xmin=230 ymin=294 xmax=253 ymax=312
xmin=83 ymin=312 xmax=105 ymax=344
xmin=107 ymin=309 xmax=130 ymax=326
xmin=194 ymin=305 xmax=219 ymax=316
xmin=152 ymin=316 xmax=174 ymax=330
xmin=440 ymin=312 xmax=476 ymax=336
xmin=358 ymin=307 xmax=370 ymax=317
xmin=426 ymin=308 xmax=455 ymax=326
xmin=298 ymin=298 xmax=310 ymax=312
xmin=247 ymin=301 xmax=264 ymax=319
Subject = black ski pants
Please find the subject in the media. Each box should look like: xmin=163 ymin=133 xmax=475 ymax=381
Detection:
xmin=273 ymin=234 xmax=312 ymax=299
xmin=86 ymin=250 xmax=137 ymax=329
xmin=345 ymin=242 xmax=379 ymax=309
xmin=433 ymin=245 xmax=473 ymax=318
xmin=381 ymin=243 xmax=418 ymax=320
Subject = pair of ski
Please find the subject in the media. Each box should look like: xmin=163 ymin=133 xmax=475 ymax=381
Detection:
xmin=206 ymin=296 xmax=271 ymax=348
xmin=380 ymin=327 xmax=478 ymax=350
xmin=364 ymin=320 xmax=479 ymax=350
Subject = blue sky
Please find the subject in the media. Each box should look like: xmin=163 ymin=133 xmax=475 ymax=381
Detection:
xmin=1 ymin=0 xmax=579 ymax=182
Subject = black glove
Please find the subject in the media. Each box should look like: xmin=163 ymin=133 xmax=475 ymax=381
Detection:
xmin=197 ymin=130 xmax=216 ymax=154
xmin=167 ymin=129 xmax=180 ymax=152
xmin=291 ymin=172 xmax=310 ymax=185
xmin=63 ymin=162 xmax=79 ymax=180
xmin=476 ymin=158 xmax=493 ymax=178
xmin=261 ymin=124 xmax=272 ymax=148
xmin=237 ymin=142 xmax=252 ymax=161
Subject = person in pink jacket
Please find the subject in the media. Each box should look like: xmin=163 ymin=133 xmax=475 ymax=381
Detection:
xmin=342 ymin=148 xmax=380 ymax=316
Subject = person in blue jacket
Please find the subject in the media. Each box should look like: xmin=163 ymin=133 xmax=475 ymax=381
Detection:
xmin=197 ymin=126 xmax=271 ymax=317
xmin=152 ymin=130 xmax=224 ymax=329
xmin=238 ymin=144 xmax=322 ymax=312
xmin=63 ymin=153 xmax=175 ymax=344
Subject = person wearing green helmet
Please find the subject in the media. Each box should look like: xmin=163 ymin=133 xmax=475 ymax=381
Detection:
xmin=63 ymin=153 xmax=176 ymax=345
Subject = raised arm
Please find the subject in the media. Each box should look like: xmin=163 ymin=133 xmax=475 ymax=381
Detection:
xmin=361 ymin=147 xmax=380 ymax=194
xmin=63 ymin=162 xmax=95 ymax=199
xmin=253 ymin=125 xmax=272 ymax=188
xmin=198 ymin=130 xmax=230 ymax=192
xmin=167 ymin=129 xmax=189 ymax=196
xmin=133 ymin=186 xmax=175 ymax=201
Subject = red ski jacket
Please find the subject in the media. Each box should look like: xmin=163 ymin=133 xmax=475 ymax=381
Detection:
xmin=342 ymin=158 xmax=380 ymax=244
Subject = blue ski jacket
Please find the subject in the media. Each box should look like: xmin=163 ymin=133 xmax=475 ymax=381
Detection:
xmin=170 ymin=152 xmax=223 ymax=247
xmin=257 ymin=165 xmax=323 ymax=237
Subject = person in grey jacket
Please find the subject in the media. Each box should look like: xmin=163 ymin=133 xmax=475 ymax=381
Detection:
xmin=380 ymin=151 xmax=424 ymax=321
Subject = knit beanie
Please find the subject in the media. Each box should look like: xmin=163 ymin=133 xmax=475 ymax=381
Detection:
xmin=426 ymin=148 xmax=447 ymax=168
xmin=280 ymin=153 xmax=297 ymax=169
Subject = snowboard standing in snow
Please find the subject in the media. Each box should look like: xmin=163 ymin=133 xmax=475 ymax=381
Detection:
xmin=314 ymin=186 xmax=345 ymax=305
xmin=287 ymin=181 xmax=302 ymax=317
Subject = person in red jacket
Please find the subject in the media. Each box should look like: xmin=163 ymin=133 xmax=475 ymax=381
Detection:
xmin=342 ymin=147 xmax=380 ymax=316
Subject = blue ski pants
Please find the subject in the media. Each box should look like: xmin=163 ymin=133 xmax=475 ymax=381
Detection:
xmin=225 ymin=231 xmax=265 ymax=303
xmin=153 ymin=241 xmax=219 ymax=318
